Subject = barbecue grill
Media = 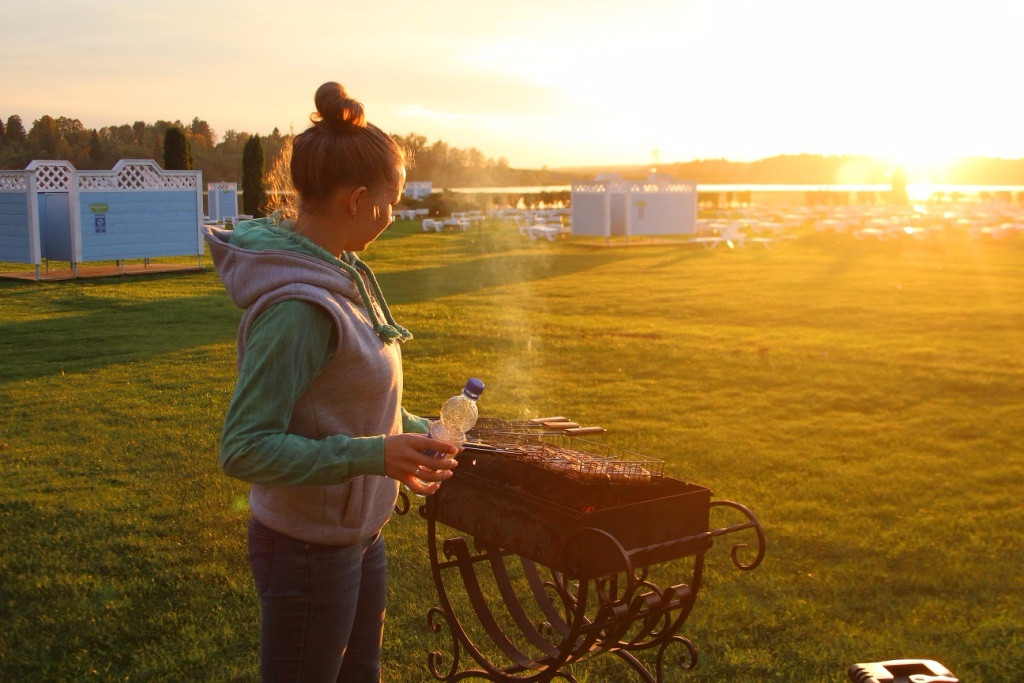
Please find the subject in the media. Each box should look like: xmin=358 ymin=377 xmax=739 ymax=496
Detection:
xmin=404 ymin=418 xmax=765 ymax=681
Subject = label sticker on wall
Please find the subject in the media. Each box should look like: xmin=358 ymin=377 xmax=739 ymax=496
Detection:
xmin=90 ymin=203 xmax=109 ymax=213
xmin=94 ymin=214 xmax=107 ymax=233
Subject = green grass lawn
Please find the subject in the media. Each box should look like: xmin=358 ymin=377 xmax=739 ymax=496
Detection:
xmin=2 ymin=221 xmax=1022 ymax=681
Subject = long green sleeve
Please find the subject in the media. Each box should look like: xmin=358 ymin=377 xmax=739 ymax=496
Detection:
xmin=402 ymin=407 xmax=430 ymax=435
xmin=219 ymin=299 xmax=388 ymax=485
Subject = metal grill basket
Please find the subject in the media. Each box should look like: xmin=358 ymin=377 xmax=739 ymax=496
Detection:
xmin=498 ymin=432 xmax=664 ymax=484
xmin=463 ymin=417 xmax=664 ymax=485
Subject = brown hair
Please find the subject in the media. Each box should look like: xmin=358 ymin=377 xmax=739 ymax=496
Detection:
xmin=290 ymin=82 xmax=405 ymax=207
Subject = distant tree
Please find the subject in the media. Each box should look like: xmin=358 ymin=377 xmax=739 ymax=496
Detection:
xmin=0 ymin=117 xmax=6 ymax=148
xmin=6 ymin=115 xmax=26 ymax=145
xmin=132 ymin=121 xmax=147 ymax=145
xmin=28 ymin=115 xmax=62 ymax=157
xmin=109 ymin=124 xmax=133 ymax=146
xmin=54 ymin=116 xmax=86 ymax=143
xmin=154 ymin=120 xmax=181 ymax=159
xmin=163 ymin=127 xmax=193 ymax=170
xmin=242 ymin=135 xmax=268 ymax=217
xmin=219 ymin=130 xmax=249 ymax=154
xmin=260 ymin=127 xmax=287 ymax=171
xmin=190 ymin=117 xmax=215 ymax=149
xmin=88 ymin=130 xmax=105 ymax=166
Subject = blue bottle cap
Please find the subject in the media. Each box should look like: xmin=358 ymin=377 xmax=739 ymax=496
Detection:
xmin=463 ymin=377 xmax=485 ymax=400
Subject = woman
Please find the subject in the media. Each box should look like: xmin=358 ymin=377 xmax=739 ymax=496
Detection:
xmin=204 ymin=81 xmax=459 ymax=682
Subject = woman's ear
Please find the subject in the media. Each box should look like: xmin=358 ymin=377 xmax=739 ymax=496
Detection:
xmin=347 ymin=186 xmax=368 ymax=218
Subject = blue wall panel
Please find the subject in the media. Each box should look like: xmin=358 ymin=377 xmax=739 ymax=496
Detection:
xmin=610 ymin=194 xmax=626 ymax=237
xmin=630 ymin=192 xmax=696 ymax=235
xmin=0 ymin=192 xmax=32 ymax=263
xmin=39 ymin=192 xmax=73 ymax=260
xmin=210 ymin=188 xmax=237 ymax=221
xmin=78 ymin=190 xmax=200 ymax=261
xmin=570 ymin=193 xmax=608 ymax=237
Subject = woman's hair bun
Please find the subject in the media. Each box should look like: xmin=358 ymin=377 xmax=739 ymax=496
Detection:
xmin=312 ymin=81 xmax=366 ymax=131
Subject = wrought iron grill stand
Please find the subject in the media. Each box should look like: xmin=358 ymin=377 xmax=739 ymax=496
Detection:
xmin=411 ymin=492 xmax=765 ymax=682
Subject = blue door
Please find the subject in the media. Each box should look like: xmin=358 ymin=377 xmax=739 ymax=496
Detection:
xmin=38 ymin=192 xmax=73 ymax=261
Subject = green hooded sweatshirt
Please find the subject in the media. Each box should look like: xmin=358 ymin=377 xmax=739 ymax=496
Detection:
xmin=213 ymin=218 xmax=427 ymax=488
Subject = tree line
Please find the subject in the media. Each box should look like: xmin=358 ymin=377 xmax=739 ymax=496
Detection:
xmin=565 ymin=154 xmax=1024 ymax=186
xmin=0 ymin=113 xmax=573 ymax=190
xmin=7 ymin=113 xmax=1024 ymax=190
xmin=0 ymin=113 xmax=290 ymax=186
xmin=391 ymin=133 xmax=573 ymax=187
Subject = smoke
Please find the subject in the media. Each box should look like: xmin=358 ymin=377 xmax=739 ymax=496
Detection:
xmin=488 ymin=268 xmax=546 ymax=421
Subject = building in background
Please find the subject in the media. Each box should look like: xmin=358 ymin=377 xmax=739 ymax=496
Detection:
xmin=571 ymin=173 xmax=697 ymax=240
xmin=404 ymin=180 xmax=433 ymax=199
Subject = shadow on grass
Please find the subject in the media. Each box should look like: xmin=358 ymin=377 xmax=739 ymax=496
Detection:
xmin=1 ymin=250 xmax=625 ymax=382
xmin=0 ymin=290 xmax=240 ymax=383
xmin=376 ymin=251 xmax=621 ymax=305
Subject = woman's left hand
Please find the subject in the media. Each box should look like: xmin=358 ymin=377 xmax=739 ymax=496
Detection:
xmin=383 ymin=433 xmax=459 ymax=496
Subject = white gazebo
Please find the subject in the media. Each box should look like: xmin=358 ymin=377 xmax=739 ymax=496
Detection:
xmin=571 ymin=173 xmax=697 ymax=242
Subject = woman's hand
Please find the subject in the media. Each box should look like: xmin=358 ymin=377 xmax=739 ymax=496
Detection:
xmin=383 ymin=433 xmax=460 ymax=496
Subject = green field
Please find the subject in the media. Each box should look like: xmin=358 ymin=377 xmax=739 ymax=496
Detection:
xmin=2 ymin=221 xmax=1022 ymax=681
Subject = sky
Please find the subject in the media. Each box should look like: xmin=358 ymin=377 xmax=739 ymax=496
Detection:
xmin=3 ymin=0 xmax=1023 ymax=171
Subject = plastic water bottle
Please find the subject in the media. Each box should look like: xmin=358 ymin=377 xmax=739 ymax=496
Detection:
xmin=440 ymin=377 xmax=485 ymax=433
xmin=415 ymin=378 xmax=485 ymax=492
xmin=427 ymin=378 xmax=485 ymax=456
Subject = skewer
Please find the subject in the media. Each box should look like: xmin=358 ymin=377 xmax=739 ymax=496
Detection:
xmin=541 ymin=420 xmax=579 ymax=430
xmin=564 ymin=426 xmax=606 ymax=436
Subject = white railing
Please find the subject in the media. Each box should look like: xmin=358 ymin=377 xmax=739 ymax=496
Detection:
xmin=571 ymin=183 xmax=606 ymax=194
xmin=627 ymin=181 xmax=698 ymax=194
xmin=76 ymin=160 xmax=199 ymax=191
xmin=25 ymin=160 xmax=75 ymax=191
xmin=0 ymin=171 xmax=29 ymax=191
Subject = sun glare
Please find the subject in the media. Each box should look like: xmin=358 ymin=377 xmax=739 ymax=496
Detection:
xmin=880 ymin=148 xmax=958 ymax=185
xmin=906 ymin=182 xmax=937 ymax=202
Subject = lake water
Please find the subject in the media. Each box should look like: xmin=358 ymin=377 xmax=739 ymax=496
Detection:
xmin=447 ymin=183 xmax=1024 ymax=195
xmin=445 ymin=183 xmax=1024 ymax=207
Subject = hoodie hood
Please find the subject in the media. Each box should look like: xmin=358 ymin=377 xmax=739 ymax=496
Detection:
xmin=204 ymin=219 xmax=412 ymax=344
xmin=204 ymin=219 xmax=360 ymax=310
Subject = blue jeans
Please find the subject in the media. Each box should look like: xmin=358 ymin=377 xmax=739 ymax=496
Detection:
xmin=247 ymin=517 xmax=387 ymax=682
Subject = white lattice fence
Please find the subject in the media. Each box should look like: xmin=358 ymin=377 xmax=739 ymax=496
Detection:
xmin=71 ymin=159 xmax=203 ymax=264
xmin=627 ymin=182 xmax=697 ymax=194
xmin=25 ymin=160 xmax=75 ymax=191
xmin=77 ymin=160 xmax=199 ymax=191
xmin=0 ymin=172 xmax=29 ymax=191
xmin=570 ymin=182 xmax=608 ymax=194
xmin=666 ymin=183 xmax=697 ymax=193
xmin=2 ymin=159 xmax=204 ymax=272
